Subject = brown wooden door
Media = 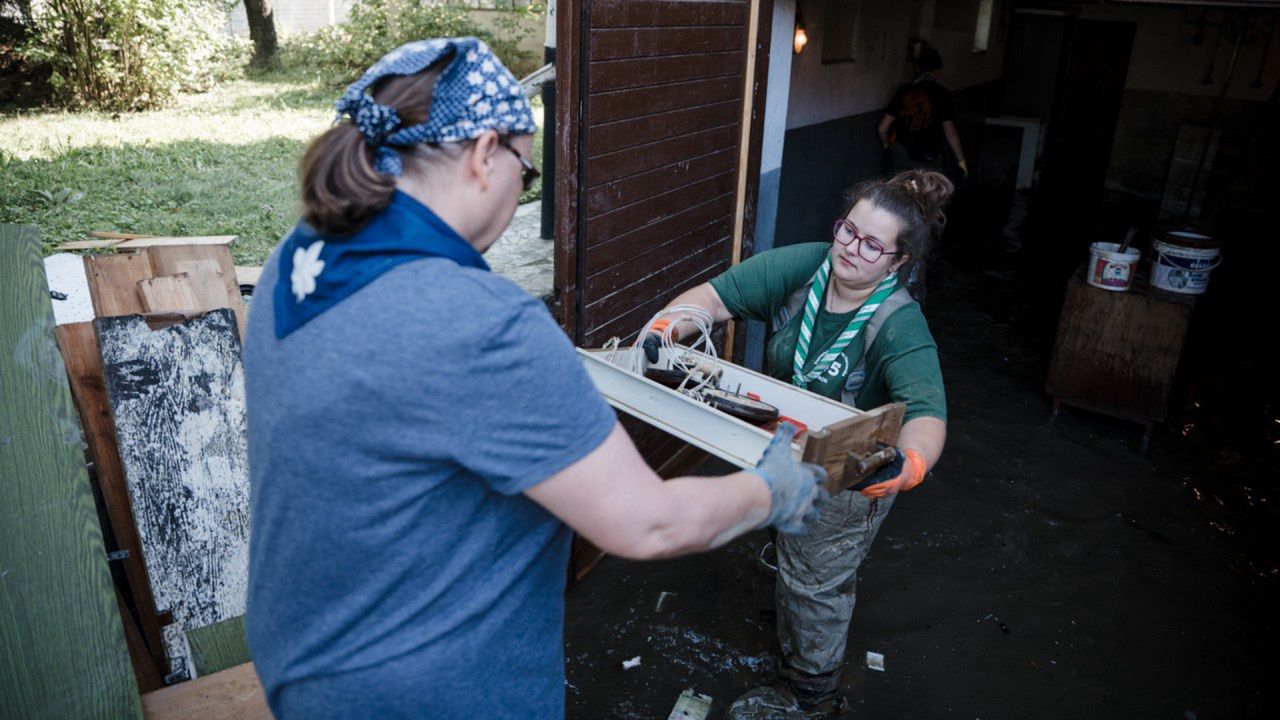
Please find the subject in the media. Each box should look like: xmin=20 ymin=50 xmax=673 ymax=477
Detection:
xmin=554 ymin=0 xmax=769 ymax=350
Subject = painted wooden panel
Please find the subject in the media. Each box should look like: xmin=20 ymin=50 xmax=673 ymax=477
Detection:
xmin=587 ymin=100 xmax=741 ymax=158
xmin=96 ymin=310 xmax=250 ymax=681
xmin=0 ymin=224 xmax=142 ymax=719
xmin=586 ymin=147 xmax=737 ymax=215
xmin=589 ymin=51 xmax=744 ymax=93
xmin=589 ymin=26 xmax=745 ymax=61
xmin=584 ymin=170 xmax=737 ymax=243
xmin=55 ymin=321 xmax=171 ymax=688
xmin=588 ymin=75 xmax=741 ymax=125
xmin=591 ymin=0 xmax=748 ymax=28
xmin=585 ymin=193 xmax=736 ymax=272
xmin=586 ymin=124 xmax=739 ymax=187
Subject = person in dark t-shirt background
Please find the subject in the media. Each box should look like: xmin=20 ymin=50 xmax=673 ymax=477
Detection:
xmin=878 ymin=48 xmax=968 ymax=178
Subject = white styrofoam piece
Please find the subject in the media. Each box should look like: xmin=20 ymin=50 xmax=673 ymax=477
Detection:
xmin=577 ymin=346 xmax=862 ymax=470
xmin=43 ymin=253 xmax=95 ymax=325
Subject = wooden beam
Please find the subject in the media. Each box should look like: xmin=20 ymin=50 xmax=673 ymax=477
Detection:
xmin=0 ymin=224 xmax=142 ymax=719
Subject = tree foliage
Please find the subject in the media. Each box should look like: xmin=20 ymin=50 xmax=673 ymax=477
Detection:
xmin=22 ymin=0 xmax=237 ymax=110
xmin=281 ymin=0 xmax=538 ymax=85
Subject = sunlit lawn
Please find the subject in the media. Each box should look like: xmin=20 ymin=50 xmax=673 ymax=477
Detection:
xmin=1 ymin=71 xmax=544 ymax=265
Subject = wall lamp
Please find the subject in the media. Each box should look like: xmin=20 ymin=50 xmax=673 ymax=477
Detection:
xmin=794 ymin=6 xmax=808 ymax=54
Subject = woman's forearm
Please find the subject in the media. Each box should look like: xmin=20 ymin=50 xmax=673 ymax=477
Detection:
xmin=657 ymin=283 xmax=734 ymax=339
xmin=898 ymin=415 xmax=946 ymax=470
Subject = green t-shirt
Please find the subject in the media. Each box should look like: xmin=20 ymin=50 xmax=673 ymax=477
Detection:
xmin=709 ymin=242 xmax=946 ymax=422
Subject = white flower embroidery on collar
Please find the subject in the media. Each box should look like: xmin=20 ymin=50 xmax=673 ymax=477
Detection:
xmin=291 ymin=240 xmax=326 ymax=302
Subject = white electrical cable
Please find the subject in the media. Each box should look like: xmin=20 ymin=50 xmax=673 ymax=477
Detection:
xmin=628 ymin=305 xmax=720 ymax=395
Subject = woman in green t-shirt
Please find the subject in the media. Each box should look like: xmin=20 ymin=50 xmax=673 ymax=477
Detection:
xmin=644 ymin=170 xmax=952 ymax=715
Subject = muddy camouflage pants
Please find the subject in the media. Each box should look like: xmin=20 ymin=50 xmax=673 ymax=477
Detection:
xmin=775 ymin=489 xmax=897 ymax=699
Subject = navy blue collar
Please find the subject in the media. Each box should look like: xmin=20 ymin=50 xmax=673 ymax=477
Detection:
xmin=273 ymin=190 xmax=489 ymax=338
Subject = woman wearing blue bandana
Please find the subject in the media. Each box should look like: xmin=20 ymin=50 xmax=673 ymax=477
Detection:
xmin=644 ymin=171 xmax=952 ymax=716
xmin=242 ymin=38 xmax=828 ymax=719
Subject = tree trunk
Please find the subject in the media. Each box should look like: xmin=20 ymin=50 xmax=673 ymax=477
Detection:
xmin=242 ymin=0 xmax=279 ymax=70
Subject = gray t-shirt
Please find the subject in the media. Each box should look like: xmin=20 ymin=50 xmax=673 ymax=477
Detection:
xmin=243 ymin=252 xmax=615 ymax=719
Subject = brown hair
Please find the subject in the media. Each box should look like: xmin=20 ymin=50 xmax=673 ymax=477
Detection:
xmin=299 ymin=49 xmax=456 ymax=236
xmin=842 ymin=169 xmax=954 ymax=294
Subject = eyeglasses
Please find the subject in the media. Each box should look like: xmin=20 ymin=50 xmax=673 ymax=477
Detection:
xmin=498 ymin=137 xmax=541 ymax=193
xmin=832 ymin=218 xmax=905 ymax=263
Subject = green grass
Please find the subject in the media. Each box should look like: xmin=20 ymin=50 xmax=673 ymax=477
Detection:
xmin=1 ymin=70 xmax=544 ymax=266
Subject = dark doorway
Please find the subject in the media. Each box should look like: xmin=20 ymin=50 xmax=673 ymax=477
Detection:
xmin=1040 ymin=19 xmax=1136 ymax=200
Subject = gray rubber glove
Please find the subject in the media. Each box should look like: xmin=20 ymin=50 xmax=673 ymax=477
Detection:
xmin=749 ymin=423 xmax=830 ymax=534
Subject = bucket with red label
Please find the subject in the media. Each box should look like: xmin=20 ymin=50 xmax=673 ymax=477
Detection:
xmin=1087 ymin=242 xmax=1141 ymax=291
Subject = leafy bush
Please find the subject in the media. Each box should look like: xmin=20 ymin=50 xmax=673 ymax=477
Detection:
xmin=21 ymin=0 xmax=238 ymax=111
xmin=281 ymin=0 xmax=536 ymax=86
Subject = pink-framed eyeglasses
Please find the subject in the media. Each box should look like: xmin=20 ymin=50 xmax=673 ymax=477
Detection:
xmin=832 ymin=218 xmax=905 ymax=263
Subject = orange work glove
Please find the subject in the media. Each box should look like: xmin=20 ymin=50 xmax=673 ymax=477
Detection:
xmin=858 ymin=448 xmax=927 ymax=499
xmin=643 ymin=318 xmax=672 ymax=363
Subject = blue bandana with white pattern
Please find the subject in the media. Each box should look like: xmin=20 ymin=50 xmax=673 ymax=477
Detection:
xmin=335 ymin=36 xmax=538 ymax=176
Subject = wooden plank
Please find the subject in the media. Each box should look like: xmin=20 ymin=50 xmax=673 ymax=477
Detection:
xmin=808 ymin=403 xmax=907 ymax=495
xmin=589 ymin=51 xmax=744 ymax=93
xmin=96 ymin=310 xmax=251 ymax=682
xmin=584 ymin=260 xmax=730 ymax=346
xmin=587 ymin=99 xmax=741 ymax=158
xmin=592 ymin=0 xmax=748 ymax=28
xmin=234 ymin=266 xmax=262 ymax=288
xmin=187 ymin=617 xmax=250 ymax=677
xmin=55 ymin=321 xmax=171 ymax=685
xmin=0 ymin=224 xmax=142 ymax=719
xmin=587 ymin=147 xmax=737 ymax=216
xmin=138 ymin=270 xmax=229 ymax=316
xmin=586 ymin=237 xmax=733 ymax=322
xmin=586 ymin=192 xmax=736 ymax=273
xmin=589 ymin=75 xmax=741 ymax=125
xmin=585 ymin=169 xmax=737 ymax=244
xmin=586 ymin=124 xmax=739 ymax=188
xmin=141 ymin=662 xmax=269 ymax=720
xmin=590 ymin=26 xmax=745 ymax=61
xmin=57 ymin=239 xmax=126 ymax=251
xmin=116 ymin=585 xmax=165 ymax=692
xmin=90 ymin=231 xmax=160 ymax=240
xmin=555 ymin=0 xmax=585 ymax=339
xmin=587 ymin=229 xmax=732 ymax=300
xmin=85 ymin=253 xmax=153 ymax=317
xmin=116 ymin=236 xmax=237 ymax=250
xmin=146 ymin=246 xmax=247 ymax=341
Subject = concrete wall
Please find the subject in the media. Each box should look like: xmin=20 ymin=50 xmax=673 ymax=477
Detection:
xmin=770 ymin=0 xmax=1006 ymax=248
xmin=1067 ymin=4 xmax=1280 ymax=209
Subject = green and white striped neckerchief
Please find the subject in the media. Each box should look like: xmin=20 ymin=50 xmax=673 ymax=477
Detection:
xmin=792 ymin=258 xmax=899 ymax=388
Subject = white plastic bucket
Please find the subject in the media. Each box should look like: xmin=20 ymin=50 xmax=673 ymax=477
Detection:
xmin=1151 ymin=231 xmax=1221 ymax=295
xmin=1087 ymin=242 xmax=1141 ymax=291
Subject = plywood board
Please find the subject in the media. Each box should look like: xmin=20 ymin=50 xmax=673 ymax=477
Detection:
xmin=85 ymin=252 xmax=152 ymax=317
xmin=147 ymin=246 xmax=247 ymax=340
xmin=0 ymin=224 xmax=143 ymax=719
xmin=138 ymin=269 xmax=228 ymax=316
xmin=96 ymin=310 xmax=251 ymax=682
xmin=55 ymin=321 xmax=171 ymax=688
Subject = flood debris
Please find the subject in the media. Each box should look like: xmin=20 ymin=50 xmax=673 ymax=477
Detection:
xmin=667 ymin=688 xmax=713 ymax=720
xmin=866 ymin=651 xmax=885 ymax=672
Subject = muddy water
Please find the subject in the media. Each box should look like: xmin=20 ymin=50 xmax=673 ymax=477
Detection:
xmin=564 ymin=188 xmax=1278 ymax=718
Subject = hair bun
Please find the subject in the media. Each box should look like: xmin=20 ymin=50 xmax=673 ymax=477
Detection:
xmin=894 ymin=170 xmax=953 ymax=223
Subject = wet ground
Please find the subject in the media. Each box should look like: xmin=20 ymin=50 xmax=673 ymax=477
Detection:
xmin=563 ymin=187 xmax=1279 ymax=718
